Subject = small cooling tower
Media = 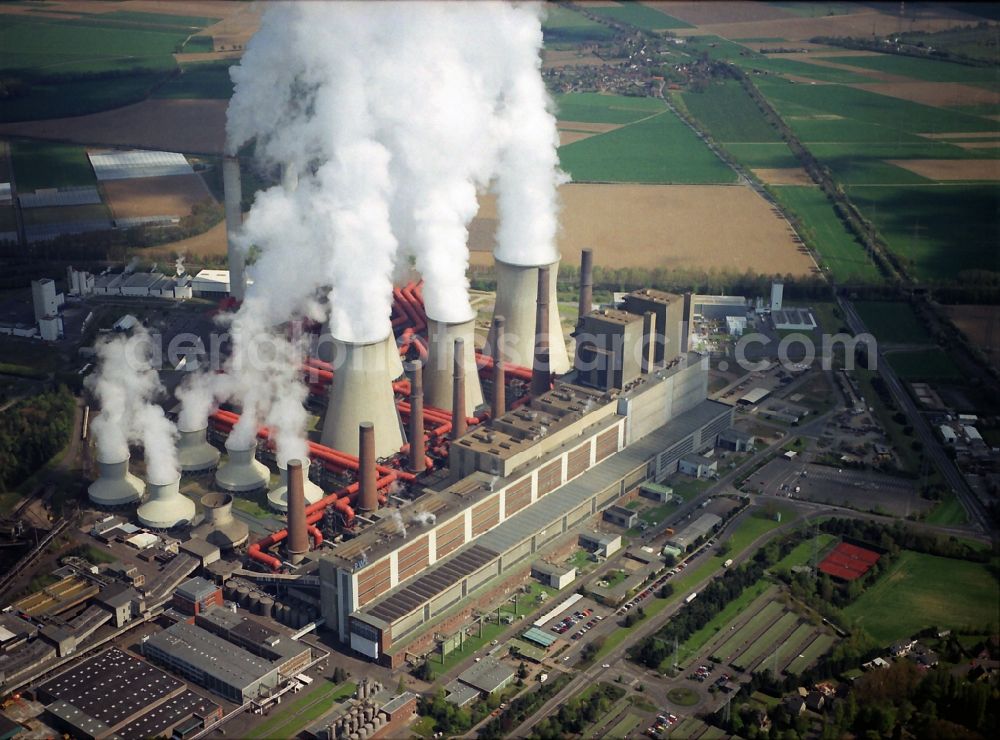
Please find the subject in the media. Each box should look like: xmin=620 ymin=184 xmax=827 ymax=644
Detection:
xmin=137 ymin=476 xmax=195 ymax=529
xmin=223 ymin=155 xmax=246 ymax=301
xmin=176 ymin=425 xmax=221 ymax=474
xmin=320 ymin=333 xmax=404 ymax=458
xmin=487 ymin=256 xmax=570 ymax=374
xmin=423 ymin=318 xmax=483 ymax=412
xmin=88 ymin=454 xmax=145 ymax=507
xmin=267 ymin=458 xmax=323 ymax=512
xmin=193 ymin=492 xmax=249 ymax=550
xmin=215 ymin=438 xmax=270 ymax=493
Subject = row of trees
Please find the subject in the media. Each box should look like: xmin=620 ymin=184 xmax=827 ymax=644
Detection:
xmin=0 ymin=386 xmax=75 ymax=491
xmin=529 ymin=682 xmax=626 ymax=740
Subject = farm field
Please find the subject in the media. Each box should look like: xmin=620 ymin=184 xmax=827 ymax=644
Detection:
xmin=853 ymin=301 xmax=933 ymax=345
xmin=941 ymin=305 xmax=1000 ymax=371
xmin=586 ymin=1 xmax=692 ymax=30
xmin=843 ymin=550 xmax=999 ymax=644
xmin=21 ymin=204 xmax=110 ymax=227
xmin=820 ymin=53 xmax=1000 ymax=84
xmin=886 ymin=348 xmax=963 ymax=382
xmin=558 ymin=109 xmax=737 ymax=183
xmin=554 ymin=92 xmax=666 ymax=124
xmin=152 ymin=60 xmax=235 ymax=99
xmin=469 ymin=183 xmax=816 ymax=275
xmin=102 ymin=173 xmax=213 ymax=220
xmin=769 ymin=186 xmax=881 ymax=283
xmin=682 ymin=80 xmax=783 ymax=143
xmin=723 ymin=142 xmax=800 ymax=169
xmin=10 ymin=140 xmax=96 ymax=192
xmin=541 ymin=5 xmax=615 ymax=48
xmin=852 ymin=81 xmax=1000 ymax=110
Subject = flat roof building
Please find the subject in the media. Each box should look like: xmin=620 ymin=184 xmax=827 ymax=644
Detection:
xmin=455 ymin=657 xmax=515 ymax=695
xmin=666 ymin=513 xmax=722 ymax=552
xmin=530 ymin=561 xmax=576 ymax=590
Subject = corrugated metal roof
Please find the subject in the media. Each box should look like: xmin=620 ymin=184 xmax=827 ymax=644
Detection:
xmin=20 ymin=187 xmax=101 ymax=208
xmin=521 ymin=627 xmax=556 ymax=647
xmin=89 ymin=150 xmax=193 ymax=181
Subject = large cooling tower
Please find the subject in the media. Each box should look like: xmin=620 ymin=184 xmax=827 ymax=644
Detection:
xmin=176 ymin=426 xmax=221 ymax=474
xmin=487 ymin=257 xmax=570 ymax=374
xmin=424 ymin=318 xmax=483 ymax=412
xmin=320 ymin=334 xmax=404 ymax=458
xmin=267 ymin=458 xmax=323 ymax=511
xmin=88 ymin=454 xmax=144 ymax=507
xmin=215 ymin=438 xmax=270 ymax=493
xmin=137 ymin=477 xmax=195 ymax=529
xmin=223 ymin=155 xmax=246 ymax=302
xmin=193 ymin=492 xmax=249 ymax=550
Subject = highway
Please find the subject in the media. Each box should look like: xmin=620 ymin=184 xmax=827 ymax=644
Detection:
xmin=839 ymin=298 xmax=992 ymax=532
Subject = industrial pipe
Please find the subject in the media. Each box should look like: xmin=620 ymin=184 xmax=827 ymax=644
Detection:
xmin=407 ymin=361 xmax=426 ymax=473
xmin=531 ymin=266 xmax=552 ymax=398
xmin=451 ymin=338 xmax=467 ymax=440
xmin=491 ymin=315 xmax=506 ymax=421
xmin=285 ymin=459 xmax=309 ymax=564
xmin=358 ymin=422 xmax=378 ymax=512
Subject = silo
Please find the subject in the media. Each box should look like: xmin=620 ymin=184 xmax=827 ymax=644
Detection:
xmin=237 ymin=585 xmax=251 ymax=607
xmin=258 ymin=597 xmax=274 ymax=618
xmin=223 ymin=580 xmax=237 ymax=600
xmin=247 ymin=592 xmax=261 ymax=614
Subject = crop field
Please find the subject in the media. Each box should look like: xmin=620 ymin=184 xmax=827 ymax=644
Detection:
xmin=586 ymin=1 xmax=692 ymax=30
xmin=152 ymin=61 xmax=235 ymax=99
xmin=10 ymin=140 xmax=96 ymax=192
xmin=784 ymin=634 xmax=836 ymax=675
xmin=559 ymin=108 xmax=737 ymax=183
xmin=723 ymin=142 xmax=800 ymax=168
xmin=102 ymin=173 xmax=213 ymax=220
xmin=682 ymin=80 xmax=783 ymax=142
xmin=886 ymin=348 xmax=963 ymax=382
xmin=853 ymin=301 xmax=932 ymax=344
xmin=822 ymin=53 xmax=1000 ymax=84
xmin=541 ymin=4 xmax=615 ymax=47
xmin=887 ymin=158 xmax=1000 ymax=181
xmin=737 ymin=56 xmax=874 ymax=83
xmin=853 ymin=81 xmax=1000 ymax=110
xmin=752 ymin=167 xmax=813 ymax=185
xmin=849 ymin=184 xmax=998 ymax=280
xmin=843 ymin=550 xmax=999 ymax=644
xmin=941 ymin=305 xmax=1000 ymax=371
xmin=770 ymin=186 xmax=881 ymax=282
xmin=470 ymin=183 xmax=815 ymax=275
xmin=554 ymin=92 xmax=666 ymax=124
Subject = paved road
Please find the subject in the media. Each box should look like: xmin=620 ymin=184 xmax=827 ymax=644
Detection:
xmin=839 ymin=298 xmax=991 ymax=532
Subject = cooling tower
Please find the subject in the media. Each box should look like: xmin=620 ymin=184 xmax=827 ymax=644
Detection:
xmin=193 ymin=492 xmax=249 ymax=550
xmin=176 ymin=426 xmax=221 ymax=474
xmin=423 ymin=318 xmax=483 ymax=412
xmin=215 ymin=438 xmax=270 ymax=493
xmin=285 ymin=459 xmax=309 ymax=564
xmin=88 ymin=454 xmax=145 ymax=507
xmin=319 ymin=334 xmax=404 ymax=458
xmin=223 ymin=155 xmax=246 ymax=302
xmin=267 ymin=458 xmax=323 ymax=511
xmin=487 ymin=257 xmax=570 ymax=374
xmin=137 ymin=476 xmax=195 ymax=529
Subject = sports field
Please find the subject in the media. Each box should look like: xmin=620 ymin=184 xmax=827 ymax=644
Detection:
xmin=853 ymin=301 xmax=933 ymax=345
xmin=844 ymin=551 xmax=999 ymax=643
xmin=784 ymin=634 xmax=836 ymax=675
xmin=672 ymin=582 xmax=776 ymax=669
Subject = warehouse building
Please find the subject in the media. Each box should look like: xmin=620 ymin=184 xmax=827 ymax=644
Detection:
xmin=603 ymin=504 xmax=638 ymax=529
xmin=194 ymin=606 xmax=311 ymax=678
xmin=530 ymin=561 xmax=576 ymax=590
xmin=171 ymin=577 xmax=222 ymax=616
xmin=666 ymin=513 xmax=722 ymax=552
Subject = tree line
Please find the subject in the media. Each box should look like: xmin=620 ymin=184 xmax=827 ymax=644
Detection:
xmin=0 ymin=386 xmax=75 ymax=491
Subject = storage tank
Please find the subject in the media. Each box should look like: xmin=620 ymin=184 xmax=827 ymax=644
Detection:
xmin=267 ymin=458 xmax=323 ymax=511
xmin=88 ymin=454 xmax=144 ymax=507
xmin=193 ymin=492 xmax=249 ymax=550
xmin=258 ymin=597 xmax=274 ymax=619
xmin=223 ymin=580 xmax=237 ymax=600
xmin=176 ymin=425 xmax=221 ymax=473
xmin=215 ymin=438 xmax=269 ymax=494
xmin=237 ymin=586 xmax=251 ymax=607
xmin=137 ymin=476 xmax=195 ymax=529
xmin=247 ymin=592 xmax=261 ymax=614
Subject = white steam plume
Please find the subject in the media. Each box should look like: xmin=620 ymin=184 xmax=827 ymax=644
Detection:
xmin=86 ymin=327 xmax=179 ymax=483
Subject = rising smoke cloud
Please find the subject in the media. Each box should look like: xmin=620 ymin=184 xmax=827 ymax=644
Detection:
xmin=86 ymin=326 xmax=179 ymax=484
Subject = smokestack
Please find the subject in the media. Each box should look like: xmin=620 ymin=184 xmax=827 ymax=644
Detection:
xmin=285 ymin=459 xmax=309 ymax=564
xmin=176 ymin=426 xmax=221 ymax=474
xmin=681 ymin=292 xmax=692 ymax=354
xmin=137 ymin=476 xmax=195 ymax=529
xmin=578 ymin=248 xmax=593 ymax=323
xmin=423 ymin=318 xmax=483 ymax=412
xmin=215 ymin=438 xmax=270 ymax=493
xmin=407 ymin=361 xmax=426 ymax=474
xmin=531 ymin=266 xmax=552 ymax=398
xmin=88 ymin=454 xmax=145 ymax=507
xmin=223 ymin=156 xmax=246 ymax=302
xmin=642 ymin=311 xmax=657 ymax=374
xmin=358 ymin=422 xmax=378 ymax=513
xmin=267 ymin=458 xmax=323 ymax=512
xmin=487 ymin=257 xmax=570 ymax=374
xmin=194 ymin=492 xmax=249 ymax=550
xmin=319 ymin=333 xmax=404 ymax=457
xmin=451 ymin=338 xmax=468 ymax=440
xmin=491 ymin=315 xmax=506 ymax=421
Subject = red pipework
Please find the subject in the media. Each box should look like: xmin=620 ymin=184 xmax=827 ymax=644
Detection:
xmin=475 ymin=352 xmax=533 ymax=382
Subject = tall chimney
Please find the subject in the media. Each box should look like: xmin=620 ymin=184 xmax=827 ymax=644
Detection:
xmin=451 ymin=339 xmax=468 ymax=440
xmin=223 ymin=156 xmax=246 ymax=302
xmin=578 ymin=248 xmax=593 ymax=323
xmin=531 ymin=266 xmax=552 ymax=398
xmin=358 ymin=422 xmax=378 ymax=512
xmin=642 ymin=311 xmax=657 ymax=374
xmin=407 ymin=361 xmax=426 ymax=473
xmin=285 ymin=459 xmax=309 ymax=564
xmin=491 ymin=315 xmax=506 ymax=421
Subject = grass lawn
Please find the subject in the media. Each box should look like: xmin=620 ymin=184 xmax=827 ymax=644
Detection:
xmin=772 ymin=533 xmax=837 ymax=571
xmin=429 ymin=619 xmax=509 ymax=678
xmin=587 ymin=1 xmax=692 ymax=30
xmin=411 ymin=715 xmax=436 ymax=738
xmin=925 ymin=490 xmax=969 ymax=526
xmin=785 ymin=633 xmax=836 ymax=675
xmin=886 ymin=348 xmax=963 ymax=382
xmin=640 ymin=500 xmax=680 ymax=525
xmin=500 ymin=582 xmax=558 ymax=615
xmin=247 ymin=681 xmax=355 ymax=740
xmin=666 ymin=687 xmax=699 ymax=706
xmin=853 ymin=368 xmax=920 ymax=474
xmin=770 ymin=186 xmax=882 ymax=283
xmin=843 ymin=550 xmax=999 ymax=643
xmin=152 ymin=60 xmax=234 ymax=99
xmin=554 ymin=92 xmax=666 ymax=124
xmin=230 ymin=489 xmax=275 ymax=520
xmin=11 ymin=140 xmax=96 ymax=192
xmin=853 ymin=301 xmax=932 ymax=345
xmin=97 ymin=11 xmax=220 ymax=28
xmin=567 ymin=548 xmax=596 ymax=572
xmin=559 ymin=109 xmax=737 ymax=183
xmin=683 ymin=80 xmax=783 ymax=143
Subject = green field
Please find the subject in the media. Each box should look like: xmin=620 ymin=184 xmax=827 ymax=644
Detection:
xmin=784 ymin=633 xmax=836 ymax=675
xmin=152 ymin=61 xmax=235 ymax=99
xmin=10 ymin=140 xmax=96 ymax=191
xmin=732 ymin=611 xmax=798 ymax=670
xmin=886 ymin=348 xmax=963 ymax=381
xmin=843 ymin=550 xmax=999 ymax=643
xmin=772 ymin=533 xmax=837 ymax=571
xmin=606 ymin=712 xmax=643 ymax=738
xmin=683 ymin=80 xmax=783 ymax=143
xmin=850 ymin=184 xmax=999 ymax=280
xmin=559 ymin=109 xmax=737 ymax=183
xmin=247 ymin=681 xmax=355 ymax=740
xmin=587 ymin=1 xmax=692 ymax=30
xmin=736 ymin=56 xmax=874 ymax=83
xmin=819 ymin=53 xmax=1000 ymax=84
xmin=97 ymin=11 xmax=220 ymax=28
xmin=542 ymin=5 xmax=615 ymax=47
xmin=672 ymin=583 xmax=775 ymax=669
xmin=712 ymin=600 xmax=784 ymax=661
xmin=724 ymin=142 xmax=801 ymax=168
xmin=925 ymin=490 xmax=969 ymax=526
xmin=853 ymin=301 xmax=933 ymax=344
xmin=755 ymin=622 xmax=815 ymax=675
xmin=555 ymin=92 xmax=666 ymax=124
xmin=770 ymin=186 xmax=882 ymax=283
